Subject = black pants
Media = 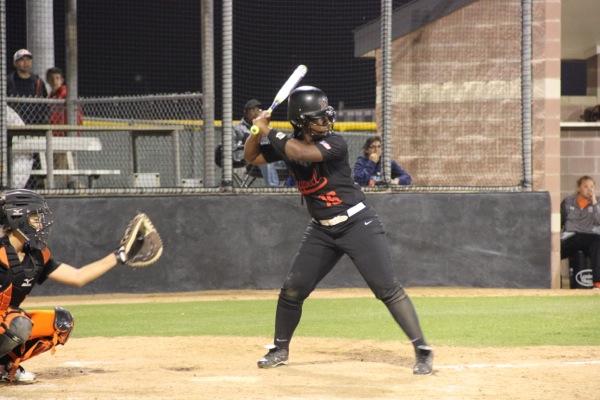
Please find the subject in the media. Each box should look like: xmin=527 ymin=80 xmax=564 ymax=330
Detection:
xmin=272 ymin=206 xmax=426 ymax=350
xmin=561 ymin=232 xmax=600 ymax=283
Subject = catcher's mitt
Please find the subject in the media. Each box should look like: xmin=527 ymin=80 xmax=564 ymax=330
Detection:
xmin=115 ymin=212 xmax=163 ymax=267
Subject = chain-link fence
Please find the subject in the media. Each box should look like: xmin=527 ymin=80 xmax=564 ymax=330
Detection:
xmin=7 ymin=93 xmax=206 ymax=192
xmin=7 ymin=93 xmax=376 ymax=193
xmin=2 ymin=1 xmax=535 ymax=195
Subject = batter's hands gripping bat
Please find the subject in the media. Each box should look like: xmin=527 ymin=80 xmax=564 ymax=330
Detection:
xmin=250 ymin=64 xmax=308 ymax=135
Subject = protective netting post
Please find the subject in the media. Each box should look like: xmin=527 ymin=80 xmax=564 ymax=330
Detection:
xmin=381 ymin=0 xmax=392 ymax=186
xmin=0 ymin=0 xmax=6 ymax=189
xmin=202 ymin=0 xmax=216 ymax=187
xmin=521 ymin=0 xmax=532 ymax=191
xmin=221 ymin=0 xmax=233 ymax=190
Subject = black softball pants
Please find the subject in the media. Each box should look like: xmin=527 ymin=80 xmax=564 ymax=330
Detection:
xmin=272 ymin=206 xmax=426 ymax=349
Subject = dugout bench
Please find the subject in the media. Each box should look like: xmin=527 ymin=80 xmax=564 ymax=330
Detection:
xmin=7 ymin=124 xmax=185 ymax=189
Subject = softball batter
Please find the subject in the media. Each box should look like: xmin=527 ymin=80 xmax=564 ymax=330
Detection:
xmin=244 ymin=85 xmax=433 ymax=375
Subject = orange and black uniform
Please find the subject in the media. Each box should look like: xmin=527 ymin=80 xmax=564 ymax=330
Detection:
xmin=0 ymin=238 xmax=70 ymax=372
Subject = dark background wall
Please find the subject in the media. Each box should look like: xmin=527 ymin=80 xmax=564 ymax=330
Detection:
xmin=31 ymin=192 xmax=551 ymax=297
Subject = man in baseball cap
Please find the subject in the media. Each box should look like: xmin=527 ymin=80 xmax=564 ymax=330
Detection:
xmin=244 ymin=99 xmax=262 ymax=111
xmin=13 ymin=48 xmax=33 ymax=62
xmin=7 ymin=48 xmax=47 ymax=104
xmin=7 ymin=48 xmax=49 ymax=189
xmin=233 ymin=99 xmax=282 ymax=187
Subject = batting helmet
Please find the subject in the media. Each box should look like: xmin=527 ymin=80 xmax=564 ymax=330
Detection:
xmin=287 ymin=86 xmax=336 ymax=131
xmin=0 ymin=189 xmax=53 ymax=250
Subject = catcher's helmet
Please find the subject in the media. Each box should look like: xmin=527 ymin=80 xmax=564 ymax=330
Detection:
xmin=287 ymin=86 xmax=336 ymax=133
xmin=0 ymin=189 xmax=53 ymax=250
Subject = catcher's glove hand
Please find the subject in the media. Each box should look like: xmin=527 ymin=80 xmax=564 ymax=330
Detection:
xmin=115 ymin=212 xmax=163 ymax=267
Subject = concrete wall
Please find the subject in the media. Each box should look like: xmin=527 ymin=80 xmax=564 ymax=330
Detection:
xmin=29 ymin=192 xmax=551 ymax=297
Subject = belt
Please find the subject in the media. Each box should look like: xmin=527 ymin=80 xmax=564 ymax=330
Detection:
xmin=317 ymin=202 xmax=366 ymax=226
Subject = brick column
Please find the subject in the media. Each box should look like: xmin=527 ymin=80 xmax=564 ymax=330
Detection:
xmin=533 ymin=0 xmax=562 ymax=288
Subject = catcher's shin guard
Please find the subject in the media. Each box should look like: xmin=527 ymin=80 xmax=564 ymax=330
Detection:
xmin=0 ymin=308 xmax=33 ymax=358
xmin=6 ymin=307 xmax=74 ymax=379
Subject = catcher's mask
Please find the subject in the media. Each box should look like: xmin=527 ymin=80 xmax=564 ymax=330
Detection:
xmin=0 ymin=189 xmax=53 ymax=250
xmin=288 ymin=85 xmax=336 ymax=140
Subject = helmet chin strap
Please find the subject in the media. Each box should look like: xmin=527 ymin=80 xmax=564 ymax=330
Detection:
xmin=303 ymin=124 xmax=332 ymax=140
xmin=13 ymin=229 xmax=30 ymax=250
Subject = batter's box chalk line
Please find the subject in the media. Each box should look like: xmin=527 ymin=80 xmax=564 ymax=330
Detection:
xmin=438 ymin=360 xmax=600 ymax=370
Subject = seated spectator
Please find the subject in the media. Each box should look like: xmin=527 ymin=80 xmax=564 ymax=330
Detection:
xmin=560 ymin=175 xmax=600 ymax=289
xmin=353 ymin=136 xmax=412 ymax=187
xmin=233 ymin=99 xmax=282 ymax=187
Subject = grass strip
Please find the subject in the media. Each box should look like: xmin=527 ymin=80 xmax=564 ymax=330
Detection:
xmin=36 ymin=295 xmax=600 ymax=347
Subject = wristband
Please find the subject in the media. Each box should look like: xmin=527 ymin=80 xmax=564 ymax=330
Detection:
xmin=114 ymin=247 xmax=127 ymax=264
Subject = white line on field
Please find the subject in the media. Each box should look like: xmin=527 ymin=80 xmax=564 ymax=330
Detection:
xmin=438 ymin=360 xmax=600 ymax=370
xmin=64 ymin=361 xmax=118 ymax=367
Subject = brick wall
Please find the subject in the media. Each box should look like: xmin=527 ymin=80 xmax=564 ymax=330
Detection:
xmin=560 ymin=126 xmax=600 ymax=200
xmin=376 ymin=0 xmax=523 ymax=187
xmin=371 ymin=0 xmax=563 ymax=286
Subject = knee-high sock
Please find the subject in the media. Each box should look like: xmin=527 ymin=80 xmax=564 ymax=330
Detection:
xmin=273 ymin=295 xmax=303 ymax=351
xmin=385 ymin=295 xmax=427 ymax=349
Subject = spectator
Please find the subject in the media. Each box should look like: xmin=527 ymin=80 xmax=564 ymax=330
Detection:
xmin=46 ymin=67 xmax=83 ymax=136
xmin=6 ymin=106 xmax=32 ymax=189
xmin=233 ymin=99 xmax=281 ymax=187
xmin=353 ymin=136 xmax=412 ymax=187
xmin=7 ymin=49 xmax=48 ymax=124
xmin=560 ymin=175 xmax=600 ymax=290
xmin=7 ymin=49 xmax=49 ymax=189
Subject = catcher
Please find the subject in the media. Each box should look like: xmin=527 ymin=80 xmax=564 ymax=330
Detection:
xmin=0 ymin=189 xmax=162 ymax=384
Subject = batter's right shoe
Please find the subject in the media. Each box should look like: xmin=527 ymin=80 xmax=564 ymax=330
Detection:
xmin=413 ymin=345 xmax=434 ymax=375
xmin=0 ymin=364 xmax=37 ymax=384
xmin=257 ymin=345 xmax=289 ymax=368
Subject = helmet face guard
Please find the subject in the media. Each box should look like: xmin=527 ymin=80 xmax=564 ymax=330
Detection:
xmin=1 ymin=189 xmax=53 ymax=250
xmin=288 ymin=86 xmax=336 ymax=139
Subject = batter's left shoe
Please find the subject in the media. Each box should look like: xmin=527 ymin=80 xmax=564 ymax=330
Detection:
xmin=257 ymin=345 xmax=289 ymax=368
xmin=413 ymin=345 xmax=433 ymax=375
xmin=0 ymin=364 xmax=36 ymax=384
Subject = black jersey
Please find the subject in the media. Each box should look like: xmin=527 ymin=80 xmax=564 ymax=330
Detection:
xmin=0 ymin=243 xmax=61 ymax=308
xmin=261 ymin=131 xmax=366 ymax=220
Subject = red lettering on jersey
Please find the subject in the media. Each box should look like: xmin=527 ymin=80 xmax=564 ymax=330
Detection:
xmin=297 ymin=169 xmax=328 ymax=194
xmin=318 ymin=191 xmax=342 ymax=207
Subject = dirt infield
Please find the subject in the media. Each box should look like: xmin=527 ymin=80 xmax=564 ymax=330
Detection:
xmin=2 ymin=288 xmax=600 ymax=400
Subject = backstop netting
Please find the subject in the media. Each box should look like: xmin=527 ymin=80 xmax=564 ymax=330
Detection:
xmin=2 ymin=0 xmax=527 ymax=193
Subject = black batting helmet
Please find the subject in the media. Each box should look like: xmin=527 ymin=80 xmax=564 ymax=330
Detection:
xmin=287 ymin=86 xmax=336 ymax=130
xmin=0 ymin=189 xmax=53 ymax=250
